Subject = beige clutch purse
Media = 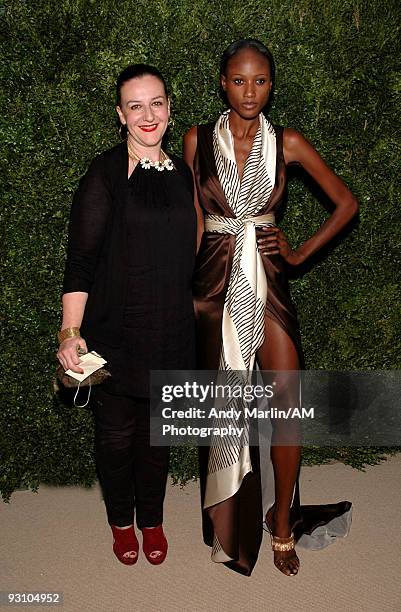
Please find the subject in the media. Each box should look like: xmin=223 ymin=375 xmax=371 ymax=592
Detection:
xmin=55 ymin=350 xmax=111 ymax=389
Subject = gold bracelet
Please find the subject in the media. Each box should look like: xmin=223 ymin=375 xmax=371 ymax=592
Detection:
xmin=57 ymin=327 xmax=81 ymax=344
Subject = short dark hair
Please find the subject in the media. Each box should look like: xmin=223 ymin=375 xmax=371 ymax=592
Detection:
xmin=220 ymin=38 xmax=275 ymax=83
xmin=116 ymin=63 xmax=169 ymax=106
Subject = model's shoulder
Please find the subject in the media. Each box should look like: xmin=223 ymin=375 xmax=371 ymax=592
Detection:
xmin=282 ymin=128 xmax=315 ymax=164
xmin=182 ymin=126 xmax=198 ymax=157
xmin=184 ymin=125 xmax=198 ymax=142
xmin=282 ymin=127 xmax=307 ymax=148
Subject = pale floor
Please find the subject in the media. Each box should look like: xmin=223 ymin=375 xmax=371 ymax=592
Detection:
xmin=1 ymin=455 xmax=400 ymax=612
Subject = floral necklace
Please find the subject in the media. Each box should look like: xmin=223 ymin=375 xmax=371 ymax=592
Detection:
xmin=127 ymin=138 xmax=174 ymax=172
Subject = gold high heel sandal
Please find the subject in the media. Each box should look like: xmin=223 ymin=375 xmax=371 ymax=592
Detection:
xmin=265 ymin=517 xmax=300 ymax=576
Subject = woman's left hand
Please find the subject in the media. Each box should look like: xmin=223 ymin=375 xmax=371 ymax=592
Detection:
xmin=257 ymin=226 xmax=304 ymax=266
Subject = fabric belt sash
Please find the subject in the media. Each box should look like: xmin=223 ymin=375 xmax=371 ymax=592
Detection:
xmin=203 ymin=211 xmax=276 ymax=560
xmin=204 ymin=212 xmax=275 ymax=373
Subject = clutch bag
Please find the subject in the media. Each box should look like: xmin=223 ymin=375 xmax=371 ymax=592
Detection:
xmin=55 ymin=349 xmax=111 ymax=389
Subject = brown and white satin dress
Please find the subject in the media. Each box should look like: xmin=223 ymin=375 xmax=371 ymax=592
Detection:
xmin=192 ymin=112 xmax=352 ymax=576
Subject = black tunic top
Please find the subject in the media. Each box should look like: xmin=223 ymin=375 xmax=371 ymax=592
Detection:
xmin=63 ymin=141 xmax=197 ymax=397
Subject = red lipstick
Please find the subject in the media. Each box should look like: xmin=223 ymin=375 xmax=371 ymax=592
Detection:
xmin=140 ymin=124 xmax=158 ymax=132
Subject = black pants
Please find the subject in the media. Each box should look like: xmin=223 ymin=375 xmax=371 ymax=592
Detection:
xmin=91 ymin=387 xmax=170 ymax=528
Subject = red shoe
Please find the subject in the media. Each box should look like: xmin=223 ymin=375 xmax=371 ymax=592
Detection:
xmin=111 ymin=525 xmax=139 ymax=565
xmin=141 ymin=525 xmax=168 ymax=565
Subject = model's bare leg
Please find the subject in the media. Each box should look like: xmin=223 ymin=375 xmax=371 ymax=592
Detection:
xmin=257 ymin=317 xmax=301 ymax=575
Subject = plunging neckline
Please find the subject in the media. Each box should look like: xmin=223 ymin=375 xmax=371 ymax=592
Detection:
xmin=201 ymin=120 xmax=280 ymax=220
xmin=227 ymin=113 xmax=261 ymax=185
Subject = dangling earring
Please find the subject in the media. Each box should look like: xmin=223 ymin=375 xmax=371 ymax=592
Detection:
xmin=168 ymin=116 xmax=176 ymax=130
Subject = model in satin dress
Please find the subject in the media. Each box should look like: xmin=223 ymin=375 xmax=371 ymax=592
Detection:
xmin=184 ymin=39 xmax=357 ymax=576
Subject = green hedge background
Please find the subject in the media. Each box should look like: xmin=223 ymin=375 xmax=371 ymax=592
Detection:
xmin=1 ymin=0 xmax=400 ymax=500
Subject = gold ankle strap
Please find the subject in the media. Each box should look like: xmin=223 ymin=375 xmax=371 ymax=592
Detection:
xmin=271 ymin=534 xmax=295 ymax=552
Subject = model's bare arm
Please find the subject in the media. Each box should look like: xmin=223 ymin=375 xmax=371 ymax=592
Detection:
xmin=183 ymin=126 xmax=204 ymax=252
xmin=258 ymin=129 xmax=358 ymax=264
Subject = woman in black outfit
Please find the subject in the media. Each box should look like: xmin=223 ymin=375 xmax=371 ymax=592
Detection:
xmin=57 ymin=64 xmax=196 ymax=565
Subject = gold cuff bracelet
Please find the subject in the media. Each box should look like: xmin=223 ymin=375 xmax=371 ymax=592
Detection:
xmin=57 ymin=327 xmax=81 ymax=344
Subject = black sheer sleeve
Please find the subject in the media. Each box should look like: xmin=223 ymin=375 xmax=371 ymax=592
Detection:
xmin=62 ymin=155 xmax=113 ymax=294
xmin=172 ymin=155 xmax=194 ymax=200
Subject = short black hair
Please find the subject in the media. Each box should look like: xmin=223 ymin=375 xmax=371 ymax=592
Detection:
xmin=116 ymin=63 xmax=168 ymax=106
xmin=220 ymin=38 xmax=275 ymax=83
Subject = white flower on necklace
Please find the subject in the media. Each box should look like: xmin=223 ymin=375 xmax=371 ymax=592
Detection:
xmin=127 ymin=139 xmax=174 ymax=172
xmin=140 ymin=158 xmax=152 ymax=170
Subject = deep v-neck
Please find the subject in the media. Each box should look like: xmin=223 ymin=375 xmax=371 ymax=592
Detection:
xmin=228 ymin=117 xmax=260 ymax=184
xmin=203 ymin=121 xmax=279 ymax=218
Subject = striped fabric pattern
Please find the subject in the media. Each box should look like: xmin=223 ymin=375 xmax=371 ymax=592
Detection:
xmin=204 ymin=111 xmax=277 ymax=562
xmin=212 ymin=110 xmax=276 ymax=373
